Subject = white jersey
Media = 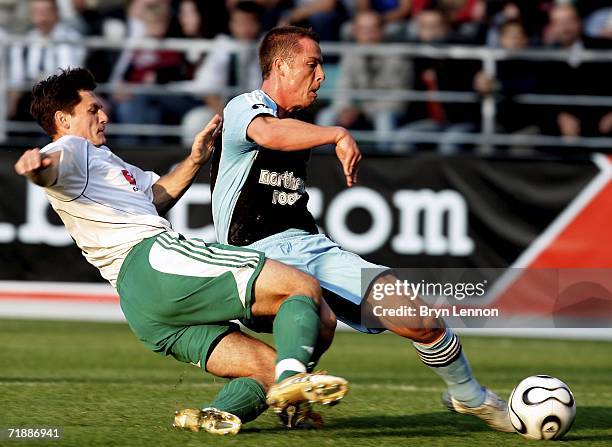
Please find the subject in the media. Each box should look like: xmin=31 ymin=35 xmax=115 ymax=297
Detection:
xmin=41 ymin=135 xmax=172 ymax=287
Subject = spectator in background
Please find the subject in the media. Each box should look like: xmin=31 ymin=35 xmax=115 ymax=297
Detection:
xmin=76 ymin=0 xmax=135 ymax=82
xmin=0 ymin=4 xmax=10 ymax=30
xmin=178 ymin=0 xmax=204 ymax=39
xmin=111 ymin=2 xmax=195 ymax=141
xmin=411 ymin=0 xmax=483 ymax=24
xmin=409 ymin=0 xmax=487 ymax=43
xmin=8 ymin=0 xmax=85 ymax=120
xmin=179 ymin=0 xmax=228 ymax=38
xmin=106 ymin=0 xmax=181 ymax=42
xmin=177 ymin=0 xmax=207 ymax=67
xmin=188 ymin=1 xmax=263 ymax=115
xmin=397 ymin=6 xmax=481 ymax=152
xmin=474 ymin=20 xmax=541 ymax=135
xmin=485 ymin=0 xmax=550 ymax=46
xmin=226 ymin=0 xmax=290 ymax=31
xmin=115 ymin=2 xmax=189 ymax=85
xmin=541 ymin=3 xmax=612 ymax=138
xmin=485 ymin=1 xmax=524 ymax=47
xmin=584 ymin=6 xmax=612 ymax=40
xmin=355 ymin=0 xmax=411 ymax=35
xmin=108 ymin=0 xmax=183 ymax=84
xmin=575 ymin=0 xmax=612 ymax=21
xmin=278 ymin=0 xmax=347 ymax=41
xmin=318 ymin=10 xmax=412 ymax=149
xmin=54 ymin=0 xmax=113 ymax=36
xmin=411 ymin=5 xmax=452 ymax=42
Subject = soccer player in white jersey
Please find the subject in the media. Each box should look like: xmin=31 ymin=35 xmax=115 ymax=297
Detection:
xmin=14 ymin=68 xmax=348 ymax=434
xmin=212 ymin=26 xmax=514 ymax=433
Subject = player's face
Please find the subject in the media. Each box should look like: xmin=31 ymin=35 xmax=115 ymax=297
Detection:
xmin=65 ymin=91 xmax=108 ymax=146
xmin=285 ymin=38 xmax=325 ymax=110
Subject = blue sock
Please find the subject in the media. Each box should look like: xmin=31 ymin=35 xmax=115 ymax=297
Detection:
xmin=413 ymin=328 xmax=486 ymax=407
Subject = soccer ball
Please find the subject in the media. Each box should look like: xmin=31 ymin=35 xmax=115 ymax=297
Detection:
xmin=508 ymin=375 xmax=576 ymax=440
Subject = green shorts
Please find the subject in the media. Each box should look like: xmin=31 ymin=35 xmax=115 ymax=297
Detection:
xmin=117 ymin=232 xmax=265 ymax=370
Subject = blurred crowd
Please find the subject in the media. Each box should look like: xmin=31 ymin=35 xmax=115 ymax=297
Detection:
xmin=2 ymin=0 xmax=612 ymax=150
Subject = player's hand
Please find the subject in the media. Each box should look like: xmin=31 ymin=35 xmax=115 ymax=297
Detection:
xmin=335 ymin=129 xmax=362 ymax=187
xmin=190 ymin=114 xmax=222 ymax=166
xmin=14 ymin=148 xmax=59 ymax=187
xmin=14 ymin=148 xmax=51 ymax=176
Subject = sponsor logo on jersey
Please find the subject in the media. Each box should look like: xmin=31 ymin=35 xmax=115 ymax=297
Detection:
xmin=258 ymin=170 xmax=305 ymax=206
xmin=121 ymin=170 xmax=139 ymax=191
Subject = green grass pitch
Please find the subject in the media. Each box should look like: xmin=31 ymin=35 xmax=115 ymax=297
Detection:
xmin=1 ymin=320 xmax=611 ymax=446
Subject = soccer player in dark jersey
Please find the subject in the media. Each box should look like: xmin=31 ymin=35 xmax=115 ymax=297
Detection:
xmin=212 ymin=26 xmax=513 ymax=433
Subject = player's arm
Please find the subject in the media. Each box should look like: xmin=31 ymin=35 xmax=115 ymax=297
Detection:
xmin=152 ymin=114 xmax=222 ymax=215
xmin=248 ymin=115 xmax=362 ymax=187
xmin=14 ymin=148 xmax=60 ymax=187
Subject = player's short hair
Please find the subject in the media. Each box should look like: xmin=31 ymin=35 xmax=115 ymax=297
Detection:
xmin=259 ymin=26 xmax=319 ymax=80
xmin=30 ymin=67 xmax=97 ymax=138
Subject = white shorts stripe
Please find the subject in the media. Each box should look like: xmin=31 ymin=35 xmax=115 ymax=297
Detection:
xmin=159 ymin=234 xmax=261 ymax=264
xmin=156 ymin=235 xmax=259 ymax=268
xmin=155 ymin=239 xmax=259 ymax=269
xmin=148 ymin=240 xmax=258 ymax=307
xmin=179 ymin=237 xmax=261 ymax=264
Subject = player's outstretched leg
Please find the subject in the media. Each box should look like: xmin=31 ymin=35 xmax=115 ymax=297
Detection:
xmin=173 ymin=331 xmax=274 ymax=434
xmin=252 ymin=259 xmax=349 ymax=415
xmin=368 ymin=274 xmax=513 ymax=433
xmin=442 ymin=387 xmax=514 ymax=433
xmin=175 ymin=377 xmax=267 ymax=435
xmin=413 ymin=328 xmax=513 ymax=432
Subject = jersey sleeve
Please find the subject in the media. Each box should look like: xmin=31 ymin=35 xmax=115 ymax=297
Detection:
xmin=223 ymin=92 xmax=276 ymax=152
xmin=43 ymin=136 xmax=89 ymax=201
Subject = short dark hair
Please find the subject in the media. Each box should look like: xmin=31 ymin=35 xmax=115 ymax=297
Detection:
xmin=30 ymin=67 xmax=97 ymax=137
xmin=259 ymin=26 xmax=319 ymax=80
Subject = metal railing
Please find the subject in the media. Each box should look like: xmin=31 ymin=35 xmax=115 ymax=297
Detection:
xmin=2 ymin=35 xmax=612 ymax=152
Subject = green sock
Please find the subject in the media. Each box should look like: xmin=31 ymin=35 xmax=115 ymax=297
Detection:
xmin=206 ymin=377 xmax=267 ymax=424
xmin=306 ymin=334 xmax=330 ymax=372
xmin=273 ymin=295 xmax=320 ymax=382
